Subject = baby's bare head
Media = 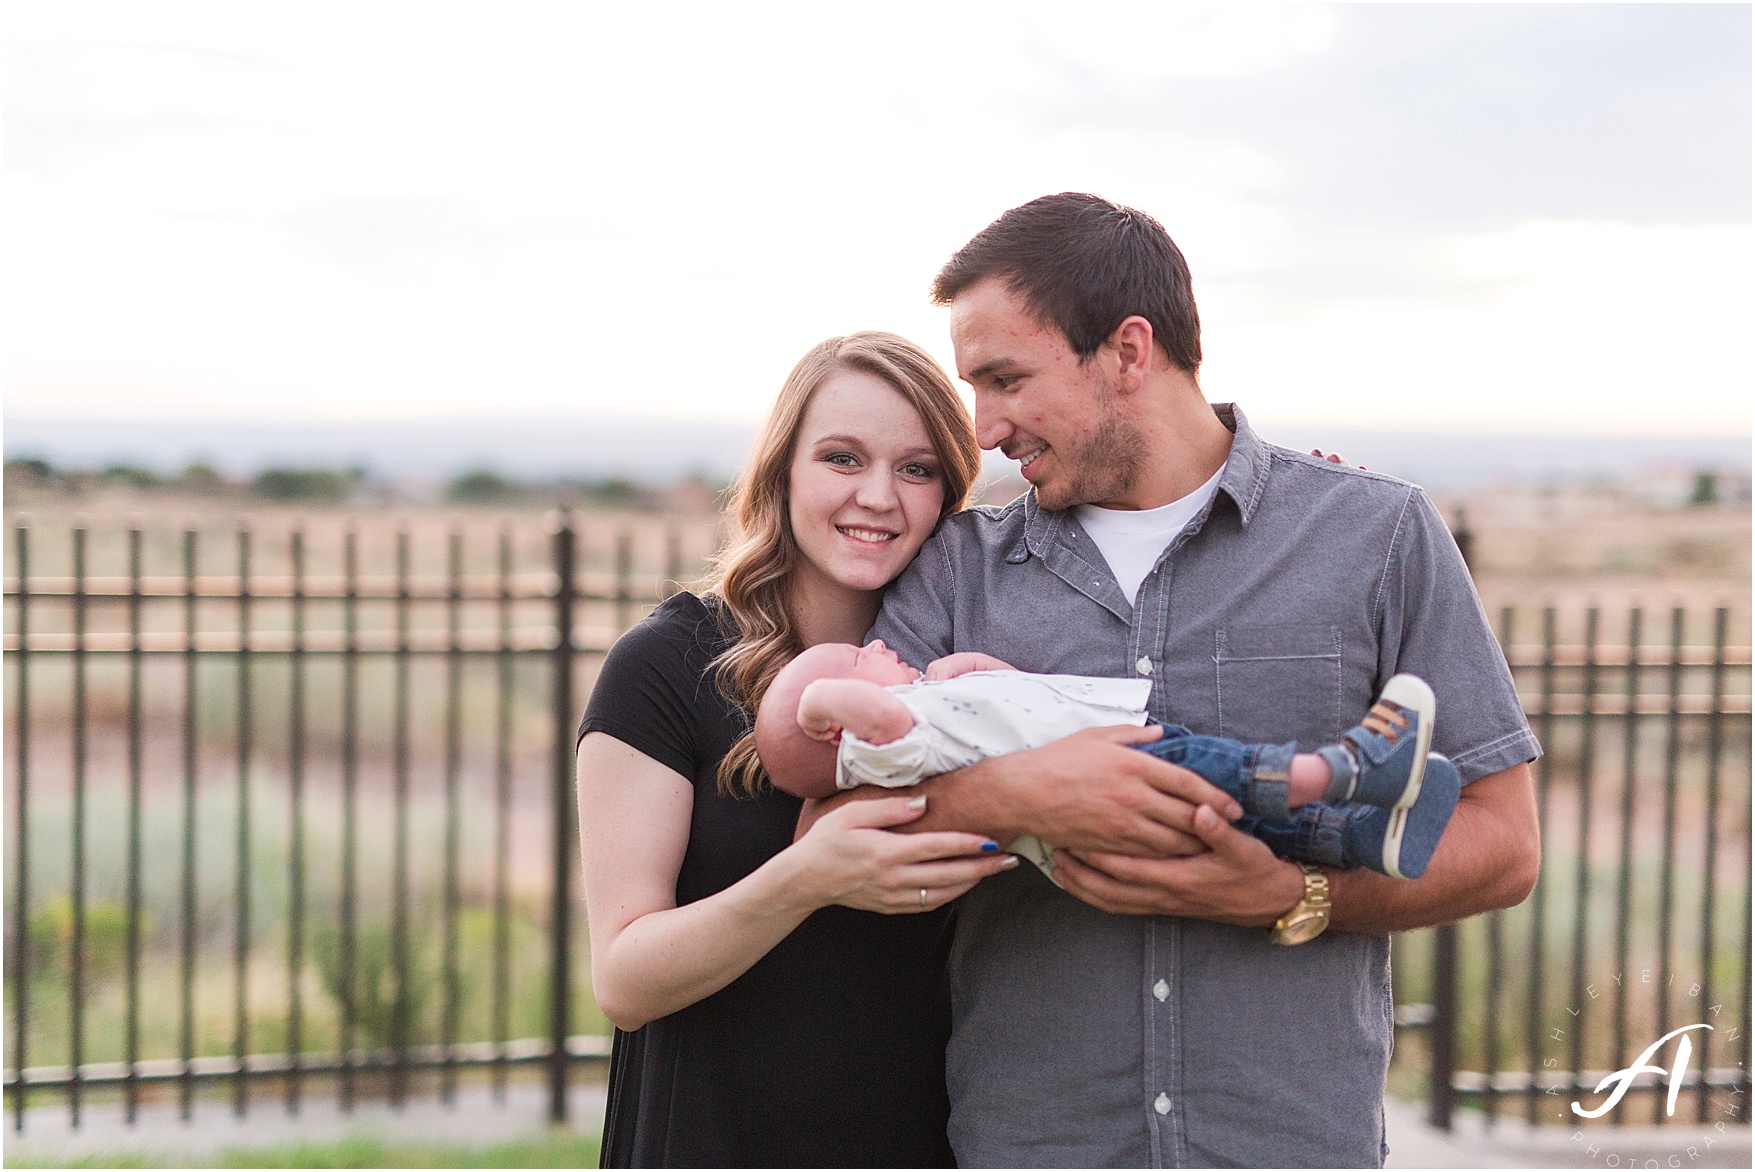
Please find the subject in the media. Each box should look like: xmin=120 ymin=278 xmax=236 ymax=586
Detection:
xmin=756 ymin=642 xmax=920 ymax=795
xmin=762 ymin=641 xmax=918 ymax=734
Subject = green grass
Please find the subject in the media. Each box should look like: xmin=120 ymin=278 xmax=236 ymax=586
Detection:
xmin=5 ymin=1129 xmax=601 ymax=1168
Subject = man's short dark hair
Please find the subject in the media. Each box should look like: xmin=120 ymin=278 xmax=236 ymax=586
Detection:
xmin=931 ymin=192 xmax=1201 ymax=373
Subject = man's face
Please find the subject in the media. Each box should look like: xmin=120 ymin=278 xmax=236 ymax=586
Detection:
xmin=947 ymin=278 xmax=1143 ymax=511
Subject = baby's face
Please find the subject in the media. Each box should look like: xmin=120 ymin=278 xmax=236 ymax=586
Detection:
xmin=847 ymin=639 xmax=922 ymax=687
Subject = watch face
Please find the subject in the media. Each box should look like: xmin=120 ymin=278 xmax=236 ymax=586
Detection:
xmin=1276 ymin=912 xmax=1328 ymax=946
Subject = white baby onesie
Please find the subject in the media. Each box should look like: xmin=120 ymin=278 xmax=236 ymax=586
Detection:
xmin=836 ymin=670 xmax=1152 ymax=874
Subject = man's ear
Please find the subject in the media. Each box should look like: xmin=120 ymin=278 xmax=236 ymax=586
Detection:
xmin=1107 ymin=315 xmax=1155 ymax=395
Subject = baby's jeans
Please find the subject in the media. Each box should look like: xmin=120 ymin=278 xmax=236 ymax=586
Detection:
xmin=1132 ymin=724 xmax=1363 ymax=869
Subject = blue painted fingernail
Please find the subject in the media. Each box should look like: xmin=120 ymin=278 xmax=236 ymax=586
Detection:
xmin=981 ymin=840 xmax=1000 ymax=852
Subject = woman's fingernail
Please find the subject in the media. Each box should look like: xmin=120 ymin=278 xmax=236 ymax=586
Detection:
xmin=998 ymin=855 xmax=1020 ymax=869
xmin=980 ymin=840 xmax=1000 ymax=852
xmin=1226 ymin=800 xmax=1243 ymax=820
xmin=906 ymin=795 xmax=927 ymax=811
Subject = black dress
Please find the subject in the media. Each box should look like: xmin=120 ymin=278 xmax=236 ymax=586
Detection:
xmin=578 ymin=592 xmax=955 ymax=1168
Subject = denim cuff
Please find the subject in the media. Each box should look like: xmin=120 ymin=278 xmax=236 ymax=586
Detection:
xmin=1295 ymin=804 xmax=1351 ymax=868
xmin=1243 ymin=741 xmax=1297 ymax=823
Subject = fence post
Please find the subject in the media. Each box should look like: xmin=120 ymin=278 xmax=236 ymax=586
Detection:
xmin=1427 ymin=507 xmax=1473 ymax=1130
xmin=549 ymin=511 xmax=578 ymax=1125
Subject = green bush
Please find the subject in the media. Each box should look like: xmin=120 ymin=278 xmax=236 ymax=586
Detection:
xmin=252 ymin=468 xmax=354 ymax=503
xmin=447 ymin=469 xmax=524 ymax=504
xmin=29 ymin=897 xmax=140 ymax=981
xmin=311 ymin=918 xmax=440 ymax=1050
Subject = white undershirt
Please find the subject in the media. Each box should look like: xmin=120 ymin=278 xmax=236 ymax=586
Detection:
xmin=1074 ymin=465 xmax=1224 ymax=604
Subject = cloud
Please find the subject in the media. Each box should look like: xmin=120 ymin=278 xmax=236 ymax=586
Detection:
xmin=1052 ymin=4 xmax=1751 ymax=227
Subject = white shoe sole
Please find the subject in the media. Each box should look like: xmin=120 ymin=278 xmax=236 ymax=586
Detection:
xmin=1376 ymin=674 xmax=1435 ymax=880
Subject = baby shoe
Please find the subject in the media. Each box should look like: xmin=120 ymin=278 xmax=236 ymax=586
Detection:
xmin=1318 ymin=674 xmax=1436 ymax=814
xmin=1341 ymin=753 xmax=1460 ymax=880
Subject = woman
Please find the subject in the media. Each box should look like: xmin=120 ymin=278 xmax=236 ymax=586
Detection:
xmin=576 ymin=332 xmax=1014 ymax=1167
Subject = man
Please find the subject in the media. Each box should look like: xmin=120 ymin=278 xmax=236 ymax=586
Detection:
xmin=868 ymin=194 xmax=1541 ymax=1166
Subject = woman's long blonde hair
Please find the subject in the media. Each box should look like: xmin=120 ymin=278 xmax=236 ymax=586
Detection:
xmin=708 ymin=332 xmax=980 ymax=797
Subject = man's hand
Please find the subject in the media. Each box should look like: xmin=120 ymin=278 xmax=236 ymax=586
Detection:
xmin=799 ymin=725 xmax=1244 ymax=858
xmin=1052 ymin=762 xmax=1541 ymax=934
xmin=923 ymin=652 xmax=1017 ymax=680
xmin=1050 ymin=804 xmax=1304 ymax=926
xmin=933 ymin=724 xmax=1243 ymax=856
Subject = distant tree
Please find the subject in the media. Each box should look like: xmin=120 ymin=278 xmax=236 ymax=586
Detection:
xmin=4 ymin=457 xmax=59 ymax=491
xmin=178 ymin=462 xmax=228 ymax=495
xmin=99 ymin=463 xmax=164 ymax=490
xmin=447 ymin=468 xmax=524 ymax=504
xmin=252 ymin=467 xmax=354 ymax=503
xmin=1689 ymin=471 xmax=1719 ymax=506
xmin=574 ymin=477 xmax=639 ymax=507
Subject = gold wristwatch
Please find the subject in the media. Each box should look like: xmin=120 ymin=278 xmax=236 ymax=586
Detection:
xmin=1271 ymin=863 xmax=1332 ymax=945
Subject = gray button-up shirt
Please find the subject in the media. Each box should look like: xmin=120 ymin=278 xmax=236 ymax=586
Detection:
xmin=871 ymin=404 xmax=1539 ymax=1168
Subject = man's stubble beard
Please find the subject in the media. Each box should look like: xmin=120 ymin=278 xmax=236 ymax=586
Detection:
xmin=1035 ymin=391 xmax=1146 ymax=512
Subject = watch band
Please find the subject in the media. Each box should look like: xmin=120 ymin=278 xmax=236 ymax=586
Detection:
xmin=1271 ymin=863 xmax=1332 ymax=946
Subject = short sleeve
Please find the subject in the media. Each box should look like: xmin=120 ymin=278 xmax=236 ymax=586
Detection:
xmin=1376 ymin=490 xmax=1541 ymax=783
xmin=577 ymin=593 xmax=731 ymax=781
xmin=869 ymin=530 xmax=957 ymax=667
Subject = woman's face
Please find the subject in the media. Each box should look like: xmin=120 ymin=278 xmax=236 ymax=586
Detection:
xmin=787 ymin=368 xmax=946 ymax=599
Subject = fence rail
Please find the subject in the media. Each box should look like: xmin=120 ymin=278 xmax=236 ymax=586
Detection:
xmin=4 ymin=514 xmax=1751 ymax=1138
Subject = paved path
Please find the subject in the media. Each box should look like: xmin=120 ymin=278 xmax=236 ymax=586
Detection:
xmin=8 ymin=1088 xmax=1749 ymax=1167
xmin=1384 ymin=1096 xmax=1752 ymax=1169
xmin=5 ymin=1080 xmax=609 ymax=1166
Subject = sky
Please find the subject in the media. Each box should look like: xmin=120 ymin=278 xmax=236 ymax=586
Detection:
xmin=5 ymin=2 xmax=1752 ymax=440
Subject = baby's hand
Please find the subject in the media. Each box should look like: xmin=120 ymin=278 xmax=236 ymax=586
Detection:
xmin=924 ymin=652 xmax=1018 ymax=681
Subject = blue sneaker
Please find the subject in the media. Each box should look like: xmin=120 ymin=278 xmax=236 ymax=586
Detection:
xmin=1319 ymin=674 xmax=1436 ymax=814
xmin=1341 ymin=753 xmax=1460 ymax=879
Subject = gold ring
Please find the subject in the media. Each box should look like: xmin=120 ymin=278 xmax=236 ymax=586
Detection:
xmin=919 ymin=887 xmax=928 ymax=910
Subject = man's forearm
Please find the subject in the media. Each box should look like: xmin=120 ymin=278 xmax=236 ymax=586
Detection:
xmin=1328 ymin=763 xmax=1540 ymax=934
xmin=797 ymin=728 xmax=1232 ymax=858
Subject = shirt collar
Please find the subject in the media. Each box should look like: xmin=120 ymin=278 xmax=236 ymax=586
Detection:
xmin=1012 ymin=401 xmax=1270 ymax=564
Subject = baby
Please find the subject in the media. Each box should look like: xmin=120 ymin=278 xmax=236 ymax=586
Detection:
xmin=756 ymin=641 xmax=1461 ymax=881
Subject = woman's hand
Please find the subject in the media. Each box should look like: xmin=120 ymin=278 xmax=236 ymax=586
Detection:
xmin=787 ymin=794 xmax=1017 ymax=913
xmin=1310 ymin=448 xmax=1364 ymax=470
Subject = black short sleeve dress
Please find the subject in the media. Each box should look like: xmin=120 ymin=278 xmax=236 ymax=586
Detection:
xmin=578 ymin=592 xmax=955 ymax=1168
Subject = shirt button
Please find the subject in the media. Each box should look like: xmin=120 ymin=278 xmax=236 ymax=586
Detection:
xmin=1153 ymin=979 xmax=1169 ymax=1002
xmin=1135 ymin=656 xmax=1152 ymax=676
xmin=1154 ymin=1092 xmax=1172 ymax=1115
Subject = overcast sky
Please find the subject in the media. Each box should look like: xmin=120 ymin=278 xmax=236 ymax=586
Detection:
xmin=6 ymin=2 xmax=1751 ymax=437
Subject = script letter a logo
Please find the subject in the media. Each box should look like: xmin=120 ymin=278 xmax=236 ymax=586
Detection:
xmin=1571 ymin=1024 xmax=1712 ymax=1120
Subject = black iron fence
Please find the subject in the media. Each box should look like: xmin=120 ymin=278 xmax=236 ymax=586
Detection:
xmin=4 ymin=513 xmax=1751 ymax=1137
xmin=1409 ymin=599 xmax=1752 ymax=1131
xmin=4 ymin=513 xmax=715 ymax=1130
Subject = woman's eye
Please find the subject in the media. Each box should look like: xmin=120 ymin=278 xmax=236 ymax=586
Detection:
xmin=901 ymin=462 xmax=935 ymax=479
xmin=825 ymin=452 xmax=859 ymax=468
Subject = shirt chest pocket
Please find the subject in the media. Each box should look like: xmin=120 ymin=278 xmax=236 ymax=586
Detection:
xmin=1214 ymin=624 xmax=1344 ymax=749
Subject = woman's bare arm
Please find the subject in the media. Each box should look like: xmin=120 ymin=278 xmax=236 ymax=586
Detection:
xmin=578 ymin=732 xmax=1016 ymax=1031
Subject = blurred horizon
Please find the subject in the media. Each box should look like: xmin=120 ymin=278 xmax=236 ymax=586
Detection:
xmin=6 ymin=409 xmax=1750 ymax=496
